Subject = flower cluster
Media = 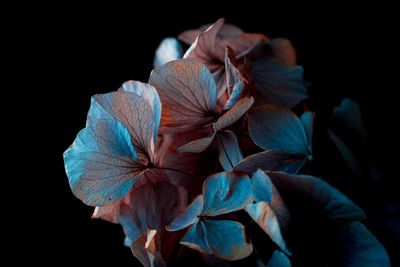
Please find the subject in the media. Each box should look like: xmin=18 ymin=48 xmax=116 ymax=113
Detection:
xmin=64 ymin=19 xmax=391 ymax=266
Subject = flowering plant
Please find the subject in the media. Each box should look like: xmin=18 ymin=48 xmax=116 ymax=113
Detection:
xmin=64 ymin=18 xmax=391 ymax=266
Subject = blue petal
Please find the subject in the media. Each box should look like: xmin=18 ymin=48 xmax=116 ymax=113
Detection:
xmin=202 ymin=219 xmax=253 ymax=260
xmin=249 ymin=170 xmax=291 ymax=230
xmin=120 ymin=80 xmax=161 ymax=144
xmin=167 ymin=195 xmax=204 ymax=231
xmin=250 ymin=57 xmax=308 ymax=109
xmin=64 ymin=118 xmax=139 ymax=206
xmin=201 ymin=171 xmax=253 ymax=216
xmin=245 ymin=202 xmax=291 ymax=255
xmin=267 ymin=172 xmax=366 ymax=222
xmin=266 ymin=250 xmax=291 ymax=267
xmin=153 ymin=37 xmax=183 ymax=68
xmin=234 ymin=150 xmax=307 ymax=175
xmin=248 ymin=105 xmax=310 ymax=155
xmin=217 ymin=131 xmax=243 ymax=171
xmin=89 ymin=91 xmax=158 ymax=163
xmin=334 ymin=221 xmax=390 ymax=266
xmin=251 ymin=169 xmax=272 ymax=204
xmin=299 ymin=111 xmax=315 ymax=151
xmin=180 ymin=221 xmax=212 ymax=254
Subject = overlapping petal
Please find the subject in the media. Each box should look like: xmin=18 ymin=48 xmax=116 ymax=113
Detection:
xmin=201 ymin=171 xmax=253 ymax=216
xmin=249 ymin=57 xmax=307 ymax=109
xmin=267 ymin=172 xmax=366 ymax=222
xmin=245 ymin=202 xmax=291 ymax=255
xmin=64 ymin=82 xmax=162 ymax=206
xmin=168 ymin=171 xmax=253 ymax=260
xmin=333 ymin=221 xmax=391 ymax=266
xmin=64 ymin=119 xmax=140 ymax=206
xmin=149 ymin=59 xmax=217 ymax=132
xmin=153 ymin=37 xmax=183 ymax=68
xmin=183 ymin=18 xmax=267 ymax=98
xmin=244 ymin=105 xmax=314 ymax=174
xmin=119 ymin=181 xmax=187 ymax=265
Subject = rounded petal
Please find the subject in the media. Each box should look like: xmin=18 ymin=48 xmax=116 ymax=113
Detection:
xmin=202 ymin=171 xmax=253 ymax=216
xmin=250 ymin=57 xmax=308 ymax=109
xmin=64 ymin=118 xmax=141 ymax=206
xmin=266 ymin=38 xmax=297 ymax=68
xmin=167 ymin=195 xmax=204 ymax=231
xmin=120 ymin=80 xmax=161 ymax=144
xmin=248 ymin=105 xmax=310 ymax=155
xmin=202 ymin=220 xmax=253 ymax=261
xmin=119 ymin=181 xmax=187 ymax=242
xmin=333 ymin=221 xmax=391 ymax=266
xmin=267 ymin=172 xmax=366 ymax=222
xmin=153 ymin=37 xmax=183 ymax=68
xmin=149 ymin=59 xmax=217 ymax=132
xmin=181 ymin=219 xmax=253 ymax=261
xmin=90 ymin=90 xmax=158 ymax=163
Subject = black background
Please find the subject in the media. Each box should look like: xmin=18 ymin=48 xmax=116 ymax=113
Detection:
xmin=17 ymin=3 xmax=397 ymax=266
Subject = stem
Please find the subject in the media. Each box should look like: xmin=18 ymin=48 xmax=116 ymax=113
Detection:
xmin=217 ymin=133 xmax=234 ymax=169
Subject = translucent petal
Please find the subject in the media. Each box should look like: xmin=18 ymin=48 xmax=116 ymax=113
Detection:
xmin=64 ymin=118 xmax=140 ymax=206
xmin=178 ymin=133 xmax=215 ymax=153
xmin=91 ymin=91 xmax=158 ymax=163
xmin=120 ymin=80 xmax=161 ymax=144
xmin=213 ymin=96 xmax=254 ymax=132
xmin=149 ymin=59 xmax=217 ymax=132
xmin=202 ymin=171 xmax=253 ymax=216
